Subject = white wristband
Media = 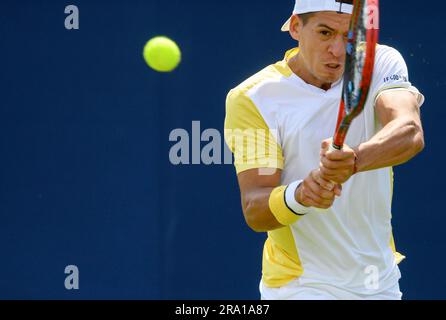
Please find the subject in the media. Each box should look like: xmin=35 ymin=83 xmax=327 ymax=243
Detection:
xmin=285 ymin=180 xmax=310 ymax=216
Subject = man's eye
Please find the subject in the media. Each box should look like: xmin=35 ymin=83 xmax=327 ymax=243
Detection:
xmin=320 ymin=30 xmax=331 ymax=36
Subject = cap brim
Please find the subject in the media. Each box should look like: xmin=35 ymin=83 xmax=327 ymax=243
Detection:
xmin=281 ymin=17 xmax=291 ymax=32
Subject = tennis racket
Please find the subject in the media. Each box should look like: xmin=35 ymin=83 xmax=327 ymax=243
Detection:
xmin=330 ymin=0 xmax=379 ymax=151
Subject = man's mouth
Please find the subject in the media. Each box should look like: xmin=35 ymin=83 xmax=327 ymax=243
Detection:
xmin=326 ymin=63 xmax=341 ymax=70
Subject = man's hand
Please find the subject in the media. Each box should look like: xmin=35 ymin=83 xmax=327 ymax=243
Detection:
xmin=319 ymin=139 xmax=357 ymax=185
xmin=296 ymin=169 xmax=342 ymax=209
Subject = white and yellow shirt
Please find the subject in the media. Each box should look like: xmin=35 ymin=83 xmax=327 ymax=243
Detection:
xmin=224 ymin=45 xmax=424 ymax=295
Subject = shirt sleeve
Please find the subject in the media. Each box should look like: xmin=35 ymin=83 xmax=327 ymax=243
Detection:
xmin=224 ymin=88 xmax=284 ymax=174
xmin=370 ymin=46 xmax=425 ymax=107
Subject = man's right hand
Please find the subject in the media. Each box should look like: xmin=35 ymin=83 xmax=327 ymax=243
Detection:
xmin=295 ymin=169 xmax=342 ymax=210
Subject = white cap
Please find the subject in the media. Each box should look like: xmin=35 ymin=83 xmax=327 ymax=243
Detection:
xmin=281 ymin=0 xmax=354 ymax=32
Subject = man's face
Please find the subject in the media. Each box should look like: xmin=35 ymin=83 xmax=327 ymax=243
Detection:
xmin=290 ymin=11 xmax=351 ymax=86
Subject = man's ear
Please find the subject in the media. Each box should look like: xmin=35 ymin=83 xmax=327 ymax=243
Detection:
xmin=289 ymin=15 xmax=301 ymax=41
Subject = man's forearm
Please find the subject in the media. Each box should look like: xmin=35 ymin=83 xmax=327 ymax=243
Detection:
xmin=242 ymin=188 xmax=284 ymax=232
xmin=354 ymin=117 xmax=424 ymax=172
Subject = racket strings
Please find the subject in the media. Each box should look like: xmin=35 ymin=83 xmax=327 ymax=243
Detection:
xmin=344 ymin=0 xmax=369 ymax=115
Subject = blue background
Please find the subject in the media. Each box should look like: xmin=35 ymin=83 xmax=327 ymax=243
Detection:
xmin=0 ymin=0 xmax=443 ymax=299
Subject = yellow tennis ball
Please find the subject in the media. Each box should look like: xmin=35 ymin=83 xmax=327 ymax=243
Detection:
xmin=143 ymin=36 xmax=181 ymax=72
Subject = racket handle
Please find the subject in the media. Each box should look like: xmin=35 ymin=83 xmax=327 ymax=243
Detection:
xmin=329 ymin=143 xmax=342 ymax=152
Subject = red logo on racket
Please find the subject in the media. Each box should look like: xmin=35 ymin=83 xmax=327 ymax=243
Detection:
xmin=367 ymin=1 xmax=380 ymax=30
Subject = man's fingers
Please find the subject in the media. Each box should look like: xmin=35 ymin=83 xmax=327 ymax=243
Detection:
xmin=312 ymin=169 xmax=343 ymax=197
xmin=311 ymin=169 xmax=334 ymax=191
xmin=325 ymin=150 xmax=355 ymax=161
xmin=320 ymin=165 xmax=351 ymax=177
xmin=319 ymin=171 xmax=347 ymax=185
xmin=306 ymin=179 xmax=335 ymax=201
xmin=302 ymin=182 xmax=324 ymax=203
xmin=320 ymin=140 xmax=331 ymax=157
xmin=319 ymin=166 xmax=338 ymax=179
xmin=320 ymin=157 xmax=355 ymax=170
xmin=334 ymin=184 xmax=342 ymax=197
xmin=301 ymin=184 xmax=333 ymax=208
xmin=301 ymin=169 xmax=342 ymax=209
xmin=320 ymin=139 xmax=331 ymax=150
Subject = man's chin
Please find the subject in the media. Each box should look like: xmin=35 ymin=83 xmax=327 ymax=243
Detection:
xmin=319 ymin=73 xmax=343 ymax=85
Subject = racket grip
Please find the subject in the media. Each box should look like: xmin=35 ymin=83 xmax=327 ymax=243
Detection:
xmin=329 ymin=144 xmax=340 ymax=152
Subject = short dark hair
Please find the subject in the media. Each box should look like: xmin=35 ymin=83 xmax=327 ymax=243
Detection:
xmin=298 ymin=13 xmax=315 ymax=26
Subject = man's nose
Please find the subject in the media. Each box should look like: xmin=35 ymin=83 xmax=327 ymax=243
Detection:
xmin=328 ymin=34 xmax=346 ymax=58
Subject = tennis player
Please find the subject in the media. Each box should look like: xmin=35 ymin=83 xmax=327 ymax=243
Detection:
xmin=224 ymin=0 xmax=425 ymax=300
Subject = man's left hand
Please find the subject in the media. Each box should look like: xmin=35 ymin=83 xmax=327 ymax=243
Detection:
xmin=319 ymin=139 xmax=358 ymax=185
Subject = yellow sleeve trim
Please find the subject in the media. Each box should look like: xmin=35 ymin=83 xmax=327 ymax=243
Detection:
xmin=269 ymin=186 xmax=301 ymax=226
xmin=224 ymin=89 xmax=284 ymax=174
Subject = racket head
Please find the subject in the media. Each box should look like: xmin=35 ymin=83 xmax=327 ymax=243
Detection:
xmin=332 ymin=0 xmax=379 ymax=149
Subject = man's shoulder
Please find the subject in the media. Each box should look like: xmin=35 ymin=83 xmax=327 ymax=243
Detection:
xmin=375 ymin=44 xmax=406 ymax=64
xmin=227 ymin=58 xmax=291 ymax=102
xmin=376 ymin=44 xmax=398 ymax=54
